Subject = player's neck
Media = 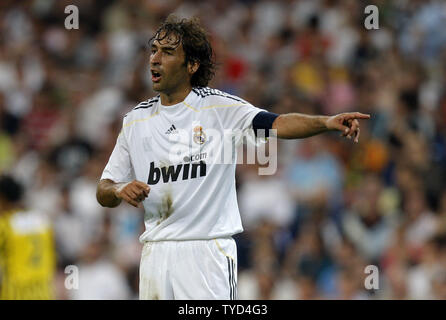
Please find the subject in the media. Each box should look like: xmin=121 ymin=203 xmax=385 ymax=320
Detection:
xmin=159 ymin=85 xmax=192 ymax=106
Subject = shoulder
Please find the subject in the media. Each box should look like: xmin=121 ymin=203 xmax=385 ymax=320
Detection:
xmin=0 ymin=210 xmax=14 ymax=223
xmin=192 ymin=87 xmax=250 ymax=106
xmin=123 ymin=95 xmax=160 ymax=121
xmin=7 ymin=208 xmax=52 ymax=233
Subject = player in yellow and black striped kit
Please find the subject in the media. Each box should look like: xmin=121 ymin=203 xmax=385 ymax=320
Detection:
xmin=0 ymin=175 xmax=56 ymax=300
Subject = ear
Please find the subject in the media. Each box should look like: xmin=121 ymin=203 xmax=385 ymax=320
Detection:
xmin=188 ymin=60 xmax=200 ymax=75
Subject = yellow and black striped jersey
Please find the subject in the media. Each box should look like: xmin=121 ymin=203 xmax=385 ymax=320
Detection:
xmin=0 ymin=208 xmax=56 ymax=300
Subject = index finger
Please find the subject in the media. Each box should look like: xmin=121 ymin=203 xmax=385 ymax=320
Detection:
xmin=344 ymin=113 xmax=371 ymax=120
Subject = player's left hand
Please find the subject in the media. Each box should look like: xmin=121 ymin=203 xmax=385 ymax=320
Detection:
xmin=326 ymin=112 xmax=371 ymax=143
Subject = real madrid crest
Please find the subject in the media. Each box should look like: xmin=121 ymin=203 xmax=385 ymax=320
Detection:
xmin=193 ymin=125 xmax=206 ymax=145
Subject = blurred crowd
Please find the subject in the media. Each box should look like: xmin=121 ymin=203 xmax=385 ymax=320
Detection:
xmin=1 ymin=0 xmax=446 ymax=299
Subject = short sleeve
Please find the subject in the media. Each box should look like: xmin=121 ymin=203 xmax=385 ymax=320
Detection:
xmin=219 ymin=101 xmax=268 ymax=147
xmin=222 ymin=103 xmax=265 ymax=132
xmin=100 ymin=126 xmax=135 ymax=183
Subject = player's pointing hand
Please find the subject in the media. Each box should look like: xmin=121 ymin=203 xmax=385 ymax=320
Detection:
xmin=114 ymin=180 xmax=151 ymax=208
xmin=326 ymin=112 xmax=371 ymax=143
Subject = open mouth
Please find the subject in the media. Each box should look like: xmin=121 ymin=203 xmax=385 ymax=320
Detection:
xmin=151 ymin=70 xmax=162 ymax=83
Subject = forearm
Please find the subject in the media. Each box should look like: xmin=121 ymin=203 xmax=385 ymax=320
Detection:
xmin=96 ymin=179 xmax=123 ymax=208
xmin=272 ymin=113 xmax=331 ymax=139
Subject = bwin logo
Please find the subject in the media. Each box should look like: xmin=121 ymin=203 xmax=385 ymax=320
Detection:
xmin=147 ymin=161 xmax=207 ymax=185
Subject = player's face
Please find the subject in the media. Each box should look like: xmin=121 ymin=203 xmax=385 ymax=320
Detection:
xmin=150 ymin=33 xmax=190 ymax=94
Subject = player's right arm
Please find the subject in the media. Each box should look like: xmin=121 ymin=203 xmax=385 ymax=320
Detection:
xmin=98 ymin=114 xmax=150 ymax=208
xmin=96 ymin=179 xmax=150 ymax=208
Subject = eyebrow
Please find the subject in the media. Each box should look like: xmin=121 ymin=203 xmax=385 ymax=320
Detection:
xmin=151 ymin=43 xmax=177 ymax=51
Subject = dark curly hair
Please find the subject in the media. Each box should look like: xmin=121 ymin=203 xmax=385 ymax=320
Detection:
xmin=149 ymin=15 xmax=216 ymax=87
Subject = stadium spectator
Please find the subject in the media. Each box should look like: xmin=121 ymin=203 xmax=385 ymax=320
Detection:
xmin=1 ymin=0 xmax=446 ymax=299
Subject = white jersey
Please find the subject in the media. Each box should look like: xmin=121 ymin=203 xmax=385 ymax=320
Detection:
xmin=101 ymin=87 xmax=266 ymax=242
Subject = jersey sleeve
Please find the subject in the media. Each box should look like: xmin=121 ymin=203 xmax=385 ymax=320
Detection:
xmin=222 ymin=102 xmax=265 ymax=131
xmin=216 ymin=97 xmax=269 ymax=147
xmin=100 ymin=124 xmax=135 ymax=183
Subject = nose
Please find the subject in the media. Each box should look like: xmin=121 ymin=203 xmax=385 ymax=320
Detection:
xmin=150 ymin=50 xmax=161 ymax=65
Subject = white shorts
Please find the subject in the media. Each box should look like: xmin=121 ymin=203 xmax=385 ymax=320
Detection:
xmin=139 ymin=237 xmax=238 ymax=300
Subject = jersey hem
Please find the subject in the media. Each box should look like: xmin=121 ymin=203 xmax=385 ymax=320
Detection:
xmin=138 ymin=230 xmax=243 ymax=243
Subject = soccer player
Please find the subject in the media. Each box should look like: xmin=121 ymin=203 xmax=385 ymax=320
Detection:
xmin=0 ymin=175 xmax=56 ymax=299
xmin=96 ymin=15 xmax=370 ymax=300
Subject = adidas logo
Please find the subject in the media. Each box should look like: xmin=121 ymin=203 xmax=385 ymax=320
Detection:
xmin=165 ymin=124 xmax=178 ymax=135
